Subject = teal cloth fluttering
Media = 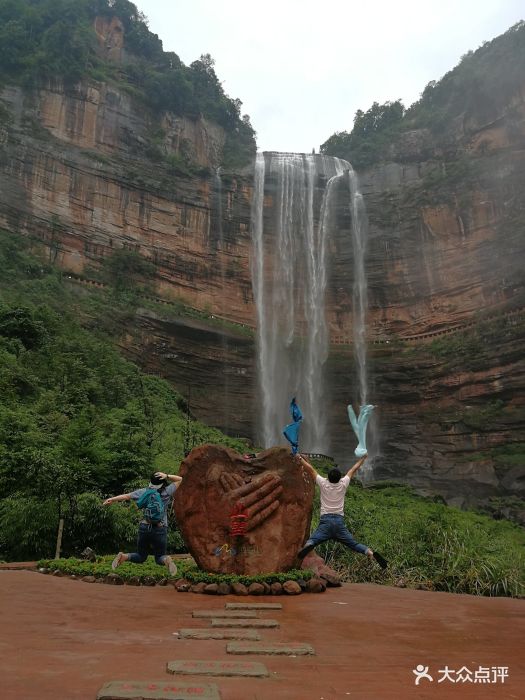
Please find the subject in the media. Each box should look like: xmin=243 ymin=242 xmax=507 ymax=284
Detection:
xmin=347 ymin=404 xmax=375 ymax=457
xmin=283 ymin=398 xmax=303 ymax=454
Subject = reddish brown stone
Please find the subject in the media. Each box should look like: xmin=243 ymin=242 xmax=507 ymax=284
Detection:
xmin=247 ymin=583 xmax=265 ymax=596
xmin=125 ymin=577 xmax=141 ymax=586
xmin=217 ymin=582 xmax=231 ymax=595
xmin=283 ymin=581 xmax=301 ymax=595
xmin=302 ymin=552 xmax=342 ymax=587
xmin=175 ymin=579 xmax=191 ymax=592
xmin=190 ymin=582 xmax=207 ymax=594
xmin=306 ymin=578 xmax=326 ymax=593
xmin=174 ymin=445 xmax=314 ymax=575
xmin=203 ymin=583 xmax=219 ymax=594
xmin=231 ymin=582 xmax=248 ymax=596
xmin=270 ymin=582 xmax=283 ymax=595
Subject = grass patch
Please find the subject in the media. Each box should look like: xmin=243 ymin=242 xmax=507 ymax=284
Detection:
xmin=37 ymin=556 xmax=313 ymax=587
xmin=37 ymin=555 xmax=195 ymax=582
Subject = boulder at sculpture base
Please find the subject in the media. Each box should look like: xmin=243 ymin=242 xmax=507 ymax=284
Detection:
xmin=174 ymin=444 xmax=315 ymax=575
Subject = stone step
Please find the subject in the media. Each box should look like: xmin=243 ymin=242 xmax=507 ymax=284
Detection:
xmin=178 ymin=628 xmax=261 ymax=641
xmin=192 ymin=609 xmax=257 ymax=619
xmin=225 ymin=602 xmax=283 ymax=610
xmin=227 ymin=642 xmax=315 ymax=656
xmin=96 ymin=680 xmax=221 ymax=699
xmin=211 ymin=618 xmax=279 ymax=629
xmin=167 ymin=660 xmax=269 ymax=678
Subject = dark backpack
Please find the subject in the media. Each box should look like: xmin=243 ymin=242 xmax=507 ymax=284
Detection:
xmin=136 ymin=488 xmax=165 ymax=524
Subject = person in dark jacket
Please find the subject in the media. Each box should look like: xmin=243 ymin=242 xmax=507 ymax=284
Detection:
xmin=102 ymin=471 xmax=182 ymax=576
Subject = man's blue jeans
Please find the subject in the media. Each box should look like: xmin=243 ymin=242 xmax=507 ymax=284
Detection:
xmin=304 ymin=514 xmax=368 ymax=554
xmin=128 ymin=523 xmax=168 ymax=565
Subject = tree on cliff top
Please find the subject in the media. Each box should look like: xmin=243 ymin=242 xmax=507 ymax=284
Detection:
xmin=0 ymin=0 xmax=256 ymax=165
xmin=321 ymin=21 xmax=525 ymax=169
xmin=321 ymin=100 xmax=405 ymax=169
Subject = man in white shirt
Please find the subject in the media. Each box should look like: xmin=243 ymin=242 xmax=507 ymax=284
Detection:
xmin=297 ymin=454 xmax=387 ymax=568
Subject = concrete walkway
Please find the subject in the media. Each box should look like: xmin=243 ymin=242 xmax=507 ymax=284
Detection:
xmin=0 ymin=570 xmax=523 ymax=699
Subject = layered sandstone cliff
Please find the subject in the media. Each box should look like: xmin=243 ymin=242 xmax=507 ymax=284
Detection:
xmin=0 ymin=61 xmax=523 ymax=509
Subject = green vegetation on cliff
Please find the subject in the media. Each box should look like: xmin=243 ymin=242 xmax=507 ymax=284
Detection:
xmin=0 ymin=229 xmax=248 ymax=560
xmin=321 ymin=99 xmax=406 ymax=170
xmin=0 ymin=0 xmax=256 ymax=167
xmin=321 ymin=21 xmax=525 ymax=168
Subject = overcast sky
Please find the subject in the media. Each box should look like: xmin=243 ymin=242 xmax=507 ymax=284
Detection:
xmin=141 ymin=1 xmax=523 ymax=153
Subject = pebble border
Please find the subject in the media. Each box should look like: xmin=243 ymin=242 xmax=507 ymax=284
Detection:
xmin=36 ymin=568 xmax=330 ymax=594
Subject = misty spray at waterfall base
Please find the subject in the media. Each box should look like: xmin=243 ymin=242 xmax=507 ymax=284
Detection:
xmin=250 ymin=152 xmax=373 ymax=461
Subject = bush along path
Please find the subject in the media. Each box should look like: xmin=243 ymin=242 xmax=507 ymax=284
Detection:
xmin=35 ymin=556 xmax=331 ymax=594
xmin=96 ymin=601 xmax=315 ymax=700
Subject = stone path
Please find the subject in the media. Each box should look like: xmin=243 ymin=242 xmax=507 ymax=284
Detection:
xmin=96 ymin=598 xmax=314 ymax=698
xmin=177 ymin=629 xmax=261 ymax=640
xmin=167 ymin=660 xmax=269 ymax=678
xmin=192 ymin=609 xmax=258 ymax=618
xmin=2 ymin=571 xmax=523 ymax=700
xmin=226 ymin=642 xmax=315 ymax=656
xmin=96 ymin=681 xmax=221 ymax=699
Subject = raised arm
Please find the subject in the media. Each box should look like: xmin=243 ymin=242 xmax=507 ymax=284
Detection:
xmin=297 ymin=454 xmax=318 ymax=479
xmin=102 ymin=493 xmax=131 ymax=506
xmin=346 ymin=454 xmax=367 ymax=480
xmin=155 ymin=471 xmax=182 ymax=484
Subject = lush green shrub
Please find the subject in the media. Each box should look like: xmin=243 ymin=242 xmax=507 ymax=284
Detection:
xmin=37 ymin=558 xmax=312 ymax=587
xmin=0 ymin=230 xmax=249 ymax=560
xmin=37 ymin=555 xmax=194 ymax=582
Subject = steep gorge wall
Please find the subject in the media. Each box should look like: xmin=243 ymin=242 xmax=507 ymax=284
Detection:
xmin=323 ymin=90 xmax=525 ymax=509
xmin=0 ymin=81 xmax=254 ymax=324
xmin=1 ymin=76 xmax=524 ymax=509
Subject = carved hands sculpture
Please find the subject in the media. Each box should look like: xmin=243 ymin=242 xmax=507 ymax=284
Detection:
xmin=174 ymin=444 xmax=315 ymax=575
xmin=218 ymin=472 xmax=283 ymax=534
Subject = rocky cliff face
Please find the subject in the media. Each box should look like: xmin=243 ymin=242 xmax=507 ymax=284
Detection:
xmin=0 ymin=80 xmax=253 ymax=323
xmin=1 ymin=71 xmax=523 ymax=510
xmin=323 ymin=90 xmax=525 ymax=509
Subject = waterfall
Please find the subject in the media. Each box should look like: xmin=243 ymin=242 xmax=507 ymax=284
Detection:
xmin=348 ymin=167 xmax=369 ymax=406
xmin=251 ymin=153 xmax=270 ymax=445
xmin=250 ymin=153 xmax=347 ymax=452
xmin=347 ymin=166 xmax=374 ymax=479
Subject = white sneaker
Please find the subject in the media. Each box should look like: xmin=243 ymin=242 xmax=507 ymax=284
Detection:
xmin=112 ymin=552 xmax=125 ymax=570
xmin=165 ymin=556 xmax=178 ymax=577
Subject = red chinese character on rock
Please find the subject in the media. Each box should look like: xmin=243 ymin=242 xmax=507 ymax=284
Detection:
xmin=230 ymin=502 xmax=248 ymax=536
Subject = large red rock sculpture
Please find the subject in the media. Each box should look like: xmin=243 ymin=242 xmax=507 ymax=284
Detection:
xmin=174 ymin=444 xmax=315 ymax=574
